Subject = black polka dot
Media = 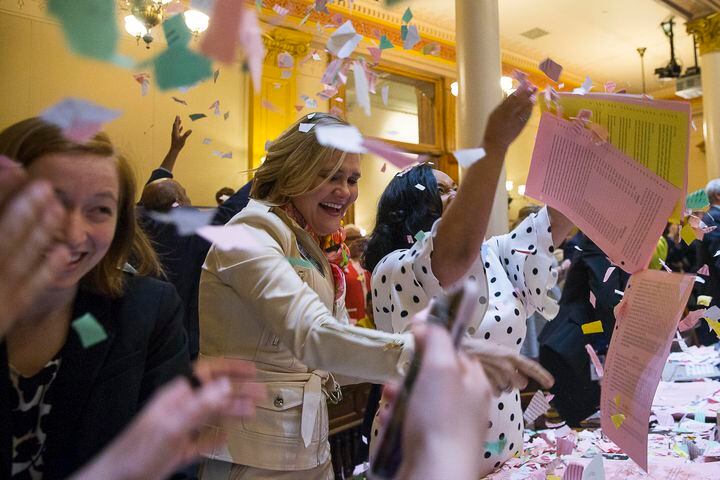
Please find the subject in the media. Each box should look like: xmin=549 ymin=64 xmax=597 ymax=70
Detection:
xmin=484 ymin=451 xmax=491 ymax=459
xmin=494 ymin=315 xmax=501 ymax=322
xmin=413 ymin=280 xmax=419 ymax=287
xmin=421 ymin=266 xmax=428 ymax=274
xmin=526 ymin=227 xmax=533 ymax=233
xmin=521 ymin=291 xmax=526 ymax=297
xmin=516 ymin=265 xmax=520 ymax=271
xmin=532 ymin=267 xmax=538 ymax=275
xmin=488 ymin=421 xmax=493 ymax=429
xmin=382 ymin=307 xmax=389 ymax=313
xmin=512 ymin=291 xmax=518 ymax=298
xmin=514 ymin=308 xmax=520 ymax=316
xmin=517 ymin=422 xmax=522 ymax=430
xmin=504 ymin=258 xmax=509 ymax=265
xmin=499 ymin=433 xmax=505 ymax=440
xmin=510 ymin=413 xmax=515 ymax=421
xmin=400 ymin=310 xmax=408 ymax=318
xmin=485 ymin=262 xmax=490 ymax=269
xmin=381 ymin=275 xmax=387 ymax=283
xmin=479 ymin=296 xmax=487 ymax=304
xmin=399 ymin=254 xmax=405 ymax=261
xmin=498 ymin=402 xmax=504 ymax=410
xmin=511 ymin=249 xmax=516 ymax=255
xmin=494 ymin=291 xmax=501 ymax=297
xmin=547 ymin=226 xmax=552 ymax=233
xmin=511 ymin=233 xmax=517 ymax=239
xmin=484 ymin=332 xmax=490 ymax=339
xmin=513 ymin=274 xmax=518 ymax=281
xmin=490 ymin=277 xmax=497 ymax=283
xmin=400 ymin=266 xmax=406 ymax=274
xmin=374 ymin=289 xmax=378 ymax=297
xmin=412 ymin=295 xmax=420 ymax=303
xmin=469 ymin=275 xmax=476 ymax=281
xmin=535 ymin=288 xmax=541 ymax=295
xmin=549 ymin=246 xmax=554 ymax=253
xmin=391 ymin=304 xmax=394 ymax=312
xmin=506 ymin=326 xmax=513 ymax=334
xmin=528 ymin=244 xmax=534 ymax=251
xmin=509 ymin=442 xmax=514 ymax=450
xmin=516 ymin=338 xmax=523 ymax=345
xmin=375 ymin=307 xmax=379 ymax=313
xmin=515 ymin=393 xmax=519 ymax=401
xmin=494 ymin=461 xmax=501 ymax=468
xmin=395 ymin=284 xmax=402 ymax=292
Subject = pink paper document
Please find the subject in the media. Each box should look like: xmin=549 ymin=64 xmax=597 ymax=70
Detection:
xmin=600 ymin=270 xmax=694 ymax=472
xmin=199 ymin=0 xmax=243 ymax=64
xmin=526 ymin=113 xmax=680 ymax=273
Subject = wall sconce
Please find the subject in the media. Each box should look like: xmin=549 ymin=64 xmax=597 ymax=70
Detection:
xmin=505 ymin=180 xmax=514 ymax=192
xmin=123 ymin=0 xmax=209 ymax=48
xmin=518 ymin=184 xmax=526 ymax=196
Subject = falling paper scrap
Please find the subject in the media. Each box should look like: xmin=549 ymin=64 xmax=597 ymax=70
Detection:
xmin=573 ymin=76 xmax=593 ymax=95
xmin=483 ymin=439 xmax=507 ymax=456
xmin=196 ymin=224 xmax=261 ymax=253
xmin=239 ymin=7 xmax=265 ymax=92
xmin=278 ymin=52 xmax=294 ymax=69
xmin=453 ymin=148 xmax=487 ymax=169
xmin=315 ymin=124 xmax=417 ymax=170
xmin=523 ymin=390 xmax=552 ymax=423
xmin=151 ymin=15 xmax=213 ymax=90
xmin=214 ymin=69 xmax=220 ymax=83
xmin=327 ymin=21 xmax=363 ymax=59
xmin=209 ymin=100 xmax=221 ymax=116
xmin=133 ymin=73 xmax=151 ymax=96
xmin=686 ymin=188 xmax=710 ymax=210
xmin=189 ymin=113 xmax=207 ymax=121
xmin=299 ymin=123 xmax=315 ymax=133
xmin=224 ymin=111 xmax=230 ymax=120
xmin=72 ymin=312 xmax=108 ymax=348
xmin=585 ymin=344 xmax=604 ymax=378
xmin=48 ymin=0 xmax=118 ymax=62
xmin=368 ymin=46 xmax=382 ymax=64
xmin=403 ymin=25 xmax=420 ymax=50
xmin=414 ymin=184 xmax=426 ymax=191
xmin=213 ymin=150 xmax=233 ymax=159
xmin=172 ymin=96 xmax=188 ymax=105
xmin=199 ymin=0 xmax=244 ymax=64
xmin=351 ymin=61 xmax=372 ymax=116
xmin=379 ymin=35 xmax=394 ymax=50
xmin=402 ymin=7 xmax=413 ymax=23
xmin=202 ymin=138 xmax=212 ymax=144
xmin=539 ymin=57 xmax=563 ymax=82
xmin=149 ymin=208 xmax=216 ymax=236
xmin=581 ymin=320 xmax=603 ymax=334
xmin=41 ymin=98 xmax=121 ymax=143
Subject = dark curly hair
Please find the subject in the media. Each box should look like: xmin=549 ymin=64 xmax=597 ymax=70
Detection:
xmin=362 ymin=163 xmax=443 ymax=272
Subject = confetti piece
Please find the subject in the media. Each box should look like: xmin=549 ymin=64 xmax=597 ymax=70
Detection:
xmin=278 ymin=51 xmax=294 ymax=69
xmin=422 ymin=43 xmax=440 ymax=56
xmin=680 ymin=222 xmax=697 ymax=245
xmin=224 ymin=111 xmax=230 ymax=120
xmin=707 ymin=318 xmax=720 ymax=339
xmin=202 ymin=138 xmax=212 ymax=144
xmin=152 ymin=16 xmax=212 ymax=90
xmin=287 ymin=257 xmax=316 ymax=269
xmin=315 ymin=124 xmax=365 ymax=152
xmin=614 ymin=289 xmax=624 ymax=296
xmin=368 ymin=46 xmax=382 ymax=63
xmin=574 ymin=245 xmax=583 ymax=252
xmin=523 ymin=390 xmax=551 ymax=423
xmin=698 ymin=264 xmax=710 ymax=276
xmin=72 ymin=312 xmax=108 ymax=348
xmin=556 ymin=435 xmax=575 ymax=456
xmin=414 ymin=183 xmax=426 ymax=191
xmin=380 ymin=163 xmax=387 ymax=172
xmin=604 ymin=81 xmax=617 ymax=93
xmin=403 ymin=25 xmax=420 ymax=50
xmin=603 ymin=266 xmax=615 ymax=283
xmin=704 ymin=305 xmax=720 ymax=321
xmin=538 ymin=57 xmax=563 ymax=82
xmin=613 ymin=394 xmax=621 ymax=407
xmin=327 ymin=21 xmax=363 ymax=59
xmin=197 ymin=224 xmax=261 ymax=252
xmin=214 ymin=69 xmax=220 ymax=83
xmin=453 ymin=148 xmax=487 ymax=168
xmin=484 ymin=438 xmax=507 ymax=455
xmin=381 ymin=85 xmax=390 ymax=106
xmin=199 ymin=0 xmax=244 ymax=64
xmin=172 ymin=96 xmax=187 ymax=105
xmin=379 ymin=35 xmax=394 ymax=50
xmin=304 ymin=97 xmax=318 ymax=109
xmin=362 ymin=138 xmax=417 ymax=170
xmin=48 ymin=0 xmax=118 ymax=62
xmin=611 ymin=413 xmax=625 ymax=428
xmin=299 ymin=123 xmax=315 ymax=133
xmin=212 ymin=150 xmax=233 ymax=159
xmin=133 ymin=73 xmax=150 ymax=96
xmin=696 ymin=276 xmax=706 ymax=284
xmin=272 ymin=4 xmax=289 ymax=16
xmin=40 ymin=98 xmax=121 ymax=143
xmin=678 ymin=308 xmax=705 ymax=332
xmin=573 ymin=76 xmax=593 ymax=95
xmin=414 ymin=231 xmax=426 ymax=242
xmin=189 ymin=113 xmax=207 ymax=121
xmin=585 ymin=344 xmax=604 ymax=378
xmin=686 ymin=188 xmax=710 ymax=209
xmin=209 ymin=100 xmax=221 ymax=116
xmin=589 ymin=291 xmax=596 ymax=308
xmin=581 ymin=320 xmax=604 ymax=334
xmin=351 ymin=61 xmax=371 ymax=116
xmin=149 ymin=208 xmax=216 ymax=235
xmin=402 ymin=7 xmax=413 ymax=23
xmin=294 ymin=104 xmax=304 ymax=112
xmin=697 ymin=295 xmax=712 ymax=306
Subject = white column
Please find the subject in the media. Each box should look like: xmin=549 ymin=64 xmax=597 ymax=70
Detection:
xmin=688 ymin=14 xmax=720 ymax=180
xmin=455 ymin=0 xmax=507 ymax=236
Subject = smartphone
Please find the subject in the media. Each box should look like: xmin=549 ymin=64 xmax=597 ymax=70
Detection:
xmin=369 ymin=279 xmax=480 ymax=479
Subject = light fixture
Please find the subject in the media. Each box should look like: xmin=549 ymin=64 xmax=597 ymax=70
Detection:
xmin=505 ymin=180 xmax=514 ymax=192
xmin=184 ymin=10 xmax=210 ymax=35
xmin=450 ymin=81 xmax=458 ymax=97
xmin=123 ymin=1 xmax=210 ymax=48
xmin=500 ymin=76 xmax=515 ymax=95
xmin=636 ymin=47 xmax=647 ymax=94
xmin=654 ymin=17 xmax=682 ymax=79
xmin=518 ymin=184 xmax=526 ymax=196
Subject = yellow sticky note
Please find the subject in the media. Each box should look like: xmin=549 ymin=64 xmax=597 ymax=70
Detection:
xmin=582 ymin=320 xmax=604 ymax=334
xmin=698 ymin=295 xmax=713 ymax=307
xmin=706 ymin=318 xmax=720 ymax=339
xmin=547 ymin=476 xmax=561 ymax=480
xmin=681 ymin=223 xmax=697 ymax=246
xmin=611 ymin=413 xmax=626 ymax=428
xmin=614 ymin=394 xmax=621 ymax=407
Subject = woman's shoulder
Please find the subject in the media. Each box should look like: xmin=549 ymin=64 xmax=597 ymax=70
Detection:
xmin=123 ymin=274 xmax=178 ymax=299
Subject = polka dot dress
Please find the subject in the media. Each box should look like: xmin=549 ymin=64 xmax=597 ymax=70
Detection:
xmin=369 ymin=207 xmax=558 ymax=476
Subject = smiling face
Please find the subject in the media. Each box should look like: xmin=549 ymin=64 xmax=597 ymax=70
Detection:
xmin=26 ymin=153 xmax=119 ymax=291
xmin=291 ymin=152 xmax=361 ymax=236
xmin=432 ymin=169 xmax=458 ymax=213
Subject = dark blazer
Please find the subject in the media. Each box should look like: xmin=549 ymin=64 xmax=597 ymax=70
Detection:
xmin=0 ymin=275 xmax=191 ymax=479
xmin=137 ymin=175 xmax=254 ymax=358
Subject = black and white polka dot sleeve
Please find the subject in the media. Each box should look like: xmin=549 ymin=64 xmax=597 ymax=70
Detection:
xmin=371 ymin=221 xmax=451 ymax=334
xmin=489 ymin=206 xmax=559 ymax=319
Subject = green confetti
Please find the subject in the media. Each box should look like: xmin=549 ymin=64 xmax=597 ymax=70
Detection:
xmin=379 ymin=35 xmax=394 ymax=50
xmin=72 ymin=313 xmax=108 ymax=349
xmin=686 ymin=188 xmax=709 ymax=210
xmin=48 ymin=0 xmax=118 ymax=61
xmin=163 ymin=14 xmax=192 ymax=48
xmin=414 ymin=230 xmax=426 ymax=242
xmin=484 ymin=438 xmax=507 ymax=455
xmin=402 ymin=7 xmax=413 ymax=24
xmin=153 ymin=47 xmax=213 ymax=91
xmin=401 ymin=25 xmax=408 ymax=41
xmin=287 ymin=257 xmax=316 ymax=269
xmin=189 ymin=113 xmax=207 ymax=121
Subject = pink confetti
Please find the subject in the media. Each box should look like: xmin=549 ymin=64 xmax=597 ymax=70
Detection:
xmin=277 ymin=51 xmax=294 ymax=69
xmin=361 ymin=138 xmax=417 ymax=170
xmin=538 ymin=57 xmax=563 ymax=82
xmin=261 ymin=99 xmax=279 ymax=112
xmin=380 ymin=162 xmax=387 ymax=172
xmin=585 ymin=344 xmax=604 ymax=378
xmin=603 ymin=266 xmax=615 ymax=283
xmin=367 ymin=46 xmax=382 ymax=64
xmin=272 ymin=4 xmax=289 ymax=16
xmin=556 ymin=435 xmax=575 ymax=456
xmin=605 ymin=81 xmax=617 ymax=93
xmin=294 ymin=104 xmax=304 ymax=112
xmin=698 ymin=264 xmax=710 ymax=276
xmin=589 ymin=291 xmax=596 ymax=308
xmin=678 ymin=308 xmax=705 ymax=332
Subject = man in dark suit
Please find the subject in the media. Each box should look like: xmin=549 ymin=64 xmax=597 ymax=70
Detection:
xmin=695 ymin=180 xmax=720 ymax=345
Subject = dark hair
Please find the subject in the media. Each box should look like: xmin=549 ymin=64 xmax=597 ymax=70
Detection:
xmin=362 ymin=163 xmax=443 ymax=272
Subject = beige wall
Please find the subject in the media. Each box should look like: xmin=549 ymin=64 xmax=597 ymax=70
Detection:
xmin=0 ymin=4 xmax=250 ymax=206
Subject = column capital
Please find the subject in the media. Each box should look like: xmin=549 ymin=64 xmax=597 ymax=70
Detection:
xmin=687 ymin=13 xmax=720 ymax=56
xmin=261 ymin=27 xmax=311 ymax=65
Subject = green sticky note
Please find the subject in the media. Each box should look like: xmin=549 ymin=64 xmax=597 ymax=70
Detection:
xmin=402 ymin=7 xmax=413 ymax=24
xmin=163 ymin=13 xmax=192 ymax=48
xmin=379 ymin=35 xmax=394 ymax=50
xmin=287 ymin=257 xmax=316 ymax=269
xmin=189 ymin=113 xmax=207 ymax=121
xmin=484 ymin=438 xmax=507 ymax=455
xmin=686 ymin=188 xmax=709 ymax=210
xmin=72 ymin=313 xmax=108 ymax=348
xmin=414 ymin=230 xmax=426 ymax=242
xmin=153 ymin=47 xmax=213 ymax=91
xmin=48 ymin=0 xmax=118 ymax=61
xmin=401 ymin=25 xmax=408 ymax=41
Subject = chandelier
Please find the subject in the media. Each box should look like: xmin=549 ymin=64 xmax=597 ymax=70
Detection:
xmin=122 ymin=0 xmax=209 ymax=48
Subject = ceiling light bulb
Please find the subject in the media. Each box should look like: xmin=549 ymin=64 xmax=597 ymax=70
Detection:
xmin=505 ymin=180 xmax=514 ymax=192
xmin=184 ymin=9 xmax=210 ymax=34
xmin=518 ymin=184 xmax=526 ymax=196
xmin=450 ymin=81 xmax=458 ymax=97
xmin=124 ymin=14 xmax=148 ymax=37
xmin=501 ymin=76 xmax=515 ymax=94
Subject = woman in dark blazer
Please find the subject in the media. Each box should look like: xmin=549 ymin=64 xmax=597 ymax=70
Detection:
xmin=0 ymin=118 xmax=191 ymax=479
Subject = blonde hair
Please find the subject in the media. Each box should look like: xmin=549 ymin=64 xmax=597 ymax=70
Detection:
xmin=0 ymin=117 xmax=162 ymax=297
xmin=251 ymin=113 xmax=349 ymax=205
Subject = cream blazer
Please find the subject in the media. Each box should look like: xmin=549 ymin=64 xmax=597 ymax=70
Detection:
xmin=199 ymin=200 xmax=413 ymax=471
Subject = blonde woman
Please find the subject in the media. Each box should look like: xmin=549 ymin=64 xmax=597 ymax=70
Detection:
xmin=198 ymin=111 xmax=553 ymax=479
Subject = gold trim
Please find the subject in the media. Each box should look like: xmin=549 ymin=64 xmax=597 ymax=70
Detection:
xmin=262 ymin=27 xmax=311 ymax=65
xmin=687 ymin=13 xmax=720 ymax=56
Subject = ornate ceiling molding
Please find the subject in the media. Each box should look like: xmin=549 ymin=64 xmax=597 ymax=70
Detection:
xmin=687 ymin=12 xmax=720 ymax=55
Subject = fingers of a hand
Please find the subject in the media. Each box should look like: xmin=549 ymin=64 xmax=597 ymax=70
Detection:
xmin=194 ymin=357 xmax=257 ymax=383
xmin=233 ymin=381 xmax=266 ymax=403
xmin=509 ymin=369 xmax=528 ymax=391
xmin=0 ymin=161 xmax=25 ymax=208
xmin=513 ymin=355 xmax=554 ymax=389
xmin=418 ymin=323 xmax=457 ymax=373
xmin=183 ymin=130 xmax=192 ymax=140
xmin=482 ymin=366 xmax=505 ymax=397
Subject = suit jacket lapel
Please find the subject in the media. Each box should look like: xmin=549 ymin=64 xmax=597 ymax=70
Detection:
xmin=42 ymin=288 xmax=117 ymax=475
xmin=0 ymin=343 xmax=12 ymax=479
